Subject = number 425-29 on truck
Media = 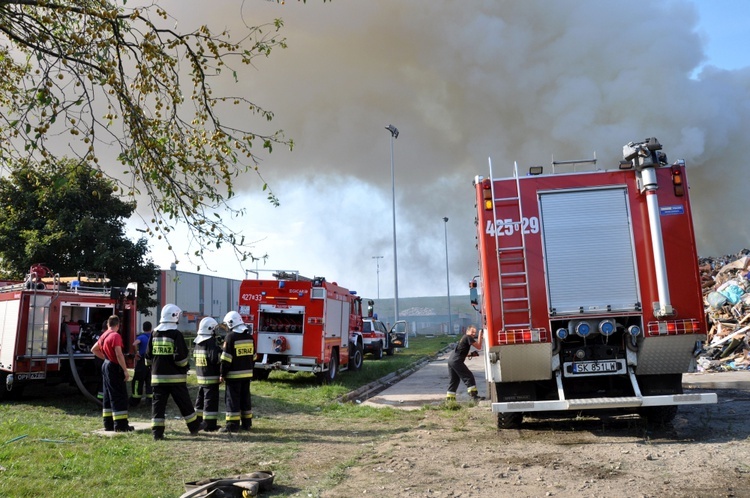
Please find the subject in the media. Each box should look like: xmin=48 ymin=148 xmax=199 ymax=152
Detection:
xmin=471 ymin=138 xmax=717 ymax=429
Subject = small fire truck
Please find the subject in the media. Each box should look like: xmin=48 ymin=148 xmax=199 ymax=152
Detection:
xmin=471 ymin=138 xmax=717 ymax=428
xmin=237 ymin=272 xmax=365 ymax=383
xmin=0 ymin=264 xmax=137 ymax=401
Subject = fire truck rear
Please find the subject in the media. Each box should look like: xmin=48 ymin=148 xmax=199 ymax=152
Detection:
xmin=471 ymin=138 xmax=717 ymax=428
xmin=237 ymin=272 xmax=365 ymax=383
xmin=0 ymin=265 xmax=137 ymax=401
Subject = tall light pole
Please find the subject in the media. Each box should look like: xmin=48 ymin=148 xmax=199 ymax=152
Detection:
xmin=443 ymin=217 xmax=453 ymax=335
xmin=372 ymin=255 xmax=384 ymax=299
xmin=385 ymin=124 xmax=400 ymax=324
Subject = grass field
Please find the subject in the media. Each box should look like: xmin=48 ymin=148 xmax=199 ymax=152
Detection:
xmin=0 ymin=335 xmax=455 ymax=498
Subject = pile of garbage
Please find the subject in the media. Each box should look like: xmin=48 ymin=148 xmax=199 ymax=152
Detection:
xmin=698 ymin=249 xmax=750 ymax=372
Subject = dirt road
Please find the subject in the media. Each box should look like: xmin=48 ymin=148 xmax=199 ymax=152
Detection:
xmin=322 ymin=352 xmax=750 ymax=498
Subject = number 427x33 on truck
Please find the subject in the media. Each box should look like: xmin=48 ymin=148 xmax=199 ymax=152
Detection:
xmin=237 ymin=272 xmax=365 ymax=383
xmin=471 ymin=137 xmax=717 ymax=429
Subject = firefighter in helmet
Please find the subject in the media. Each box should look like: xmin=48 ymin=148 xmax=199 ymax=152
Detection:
xmin=193 ymin=316 xmax=223 ymax=432
xmin=145 ymin=304 xmax=201 ymax=440
xmin=446 ymin=325 xmax=484 ymax=403
xmin=220 ymin=310 xmax=255 ymax=433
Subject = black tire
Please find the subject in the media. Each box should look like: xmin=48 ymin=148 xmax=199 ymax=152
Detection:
xmin=384 ymin=335 xmax=394 ymax=356
xmin=349 ymin=342 xmax=363 ymax=371
xmin=491 ymin=381 xmax=522 ymax=429
xmin=317 ymin=351 xmax=339 ymax=384
xmin=640 ymin=406 xmax=678 ymax=427
xmin=373 ymin=342 xmax=383 ymax=360
xmin=253 ymin=368 xmax=271 ymax=381
xmin=1 ymin=376 xmax=25 ymax=401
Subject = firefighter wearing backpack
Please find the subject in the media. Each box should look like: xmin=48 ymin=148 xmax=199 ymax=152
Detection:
xmin=193 ymin=316 xmax=223 ymax=432
xmin=220 ymin=310 xmax=255 ymax=433
xmin=146 ymin=304 xmax=201 ymax=440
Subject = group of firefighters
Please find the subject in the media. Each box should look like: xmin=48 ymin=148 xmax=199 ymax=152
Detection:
xmin=91 ymin=304 xmax=255 ymax=440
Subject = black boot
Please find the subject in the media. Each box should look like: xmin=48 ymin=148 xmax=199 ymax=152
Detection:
xmin=219 ymin=422 xmax=240 ymax=433
xmin=115 ymin=420 xmax=135 ymax=432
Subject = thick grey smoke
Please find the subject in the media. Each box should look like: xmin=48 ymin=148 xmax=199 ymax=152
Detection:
xmin=142 ymin=0 xmax=750 ymax=299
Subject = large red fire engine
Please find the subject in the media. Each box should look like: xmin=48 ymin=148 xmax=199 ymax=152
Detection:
xmin=237 ymin=272 xmax=365 ymax=383
xmin=471 ymin=138 xmax=717 ymax=428
xmin=0 ymin=265 xmax=137 ymax=401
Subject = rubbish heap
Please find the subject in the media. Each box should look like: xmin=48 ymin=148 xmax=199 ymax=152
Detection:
xmin=698 ymin=249 xmax=750 ymax=372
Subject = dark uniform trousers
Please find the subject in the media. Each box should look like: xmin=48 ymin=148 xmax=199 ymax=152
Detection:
xmin=447 ymin=357 xmax=478 ymax=395
xmin=130 ymin=357 xmax=152 ymax=405
xmin=225 ymin=379 xmax=252 ymax=430
xmin=195 ymin=383 xmax=221 ymax=430
xmin=102 ymin=360 xmax=130 ymax=431
xmin=151 ymin=384 xmax=200 ymax=438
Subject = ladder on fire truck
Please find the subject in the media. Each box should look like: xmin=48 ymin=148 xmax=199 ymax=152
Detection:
xmin=488 ymin=159 xmax=532 ymax=331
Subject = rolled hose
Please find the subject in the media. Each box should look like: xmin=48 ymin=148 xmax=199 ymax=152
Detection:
xmin=66 ymin=325 xmax=102 ymax=406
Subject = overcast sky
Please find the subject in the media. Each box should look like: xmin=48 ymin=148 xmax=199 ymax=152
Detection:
xmin=129 ymin=0 xmax=750 ymax=300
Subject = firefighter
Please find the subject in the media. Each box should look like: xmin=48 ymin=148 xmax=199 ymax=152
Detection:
xmin=446 ymin=325 xmax=484 ymax=402
xmin=220 ymin=310 xmax=255 ymax=433
xmin=193 ymin=316 xmax=223 ymax=432
xmin=129 ymin=320 xmax=153 ymax=407
xmin=145 ymin=304 xmax=201 ymax=440
xmin=91 ymin=315 xmax=133 ymax=432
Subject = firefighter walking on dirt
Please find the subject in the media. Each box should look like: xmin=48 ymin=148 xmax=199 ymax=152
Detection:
xmin=446 ymin=325 xmax=484 ymax=402
xmin=146 ymin=304 xmax=201 ymax=440
xmin=91 ymin=315 xmax=133 ymax=432
xmin=193 ymin=316 xmax=223 ymax=432
xmin=220 ymin=310 xmax=255 ymax=433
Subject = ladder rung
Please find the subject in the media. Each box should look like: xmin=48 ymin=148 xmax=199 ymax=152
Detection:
xmin=505 ymin=322 xmax=531 ymax=328
xmin=503 ymin=297 xmax=528 ymax=303
xmin=494 ymin=196 xmax=519 ymax=202
xmin=499 ymin=246 xmax=524 ymax=252
xmin=504 ymin=306 xmax=530 ymax=312
xmin=501 ymin=282 xmax=527 ymax=288
xmin=501 ymin=272 xmax=527 ymax=277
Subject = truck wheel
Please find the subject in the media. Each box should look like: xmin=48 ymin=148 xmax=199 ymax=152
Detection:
xmin=491 ymin=382 xmax=522 ymax=429
xmin=317 ymin=353 xmax=339 ymax=384
xmin=640 ymin=406 xmax=678 ymax=427
xmin=253 ymin=369 xmax=271 ymax=381
xmin=497 ymin=412 xmax=523 ymax=429
xmin=349 ymin=342 xmax=363 ymax=371
xmin=1 ymin=376 xmax=25 ymax=401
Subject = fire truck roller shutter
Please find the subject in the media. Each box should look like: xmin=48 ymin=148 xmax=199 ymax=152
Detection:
xmin=540 ymin=187 xmax=639 ymax=315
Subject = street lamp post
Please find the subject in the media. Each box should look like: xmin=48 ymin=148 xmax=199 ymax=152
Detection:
xmin=385 ymin=124 xmax=400 ymax=324
xmin=443 ymin=217 xmax=453 ymax=335
xmin=372 ymin=255 xmax=384 ymax=299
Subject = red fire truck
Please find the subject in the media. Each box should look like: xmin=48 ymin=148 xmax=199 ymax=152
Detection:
xmin=237 ymin=272 xmax=365 ymax=383
xmin=0 ymin=265 xmax=137 ymax=401
xmin=471 ymin=138 xmax=717 ymax=428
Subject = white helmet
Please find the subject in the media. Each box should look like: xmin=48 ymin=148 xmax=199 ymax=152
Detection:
xmin=155 ymin=304 xmax=182 ymax=332
xmin=195 ymin=317 xmax=219 ymax=344
xmin=223 ymin=310 xmax=248 ymax=332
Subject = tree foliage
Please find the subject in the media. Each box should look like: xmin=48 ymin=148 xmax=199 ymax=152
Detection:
xmin=0 ymin=0 xmax=295 ymax=269
xmin=0 ymin=158 xmax=159 ymax=313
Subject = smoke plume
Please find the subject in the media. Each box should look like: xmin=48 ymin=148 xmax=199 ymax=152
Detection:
xmin=141 ymin=0 xmax=750 ymax=299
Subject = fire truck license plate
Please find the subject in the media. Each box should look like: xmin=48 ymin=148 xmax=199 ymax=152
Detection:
xmin=571 ymin=361 xmax=620 ymax=375
xmin=15 ymin=372 xmax=46 ymax=380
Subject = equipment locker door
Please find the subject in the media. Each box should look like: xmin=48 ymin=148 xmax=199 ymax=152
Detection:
xmin=540 ymin=187 xmax=640 ymax=315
